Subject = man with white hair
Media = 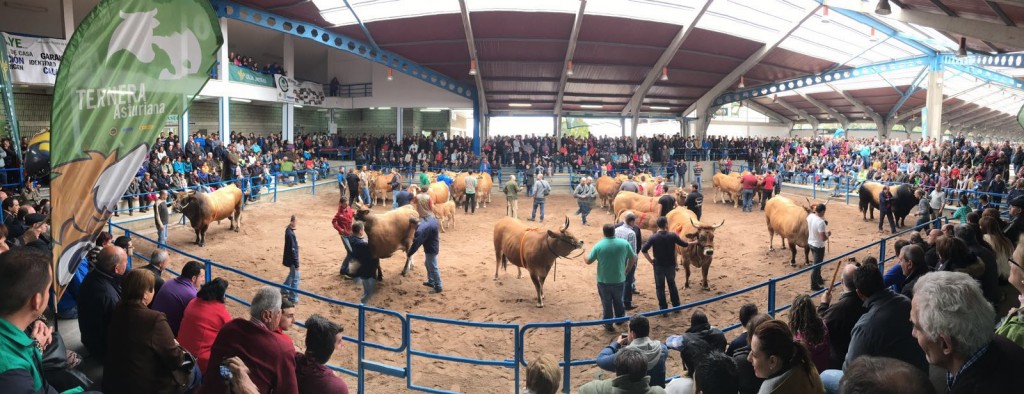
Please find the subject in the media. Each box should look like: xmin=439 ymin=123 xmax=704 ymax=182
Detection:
xmin=911 ymin=271 xmax=1024 ymax=393
xmin=200 ymin=286 xmax=298 ymax=393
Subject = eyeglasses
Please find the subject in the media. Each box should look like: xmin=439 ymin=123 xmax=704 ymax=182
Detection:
xmin=1010 ymin=258 xmax=1023 ymax=272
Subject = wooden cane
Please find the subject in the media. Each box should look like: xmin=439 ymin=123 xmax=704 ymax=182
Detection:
xmin=828 ymin=251 xmax=843 ymax=289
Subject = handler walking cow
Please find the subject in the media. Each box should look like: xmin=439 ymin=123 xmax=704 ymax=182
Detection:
xmin=640 ymin=217 xmax=689 ymax=311
xmin=408 ymin=195 xmax=443 ymax=293
xmin=808 ymin=204 xmax=831 ymax=291
xmin=573 ymin=176 xmax=597 ymax=226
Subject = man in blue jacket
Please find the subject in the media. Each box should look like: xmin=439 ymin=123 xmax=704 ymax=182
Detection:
xmin=408 ymin=211 xmax=443 ymax=293
xmin=594 ymin=314 xmax=668 ymax=388
xmin=282 ymin=215 xmax=300 ymax=303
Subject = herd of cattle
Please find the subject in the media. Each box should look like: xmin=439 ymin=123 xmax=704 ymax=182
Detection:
xmin=165 ymin=168 xmax=921 ymax=309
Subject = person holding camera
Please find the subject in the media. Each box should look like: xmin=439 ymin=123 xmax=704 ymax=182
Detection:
xmin=593 ymin=315 xmax=669 ymax=388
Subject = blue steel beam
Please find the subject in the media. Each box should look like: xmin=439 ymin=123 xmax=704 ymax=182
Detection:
xmin=211 ymin=1 xmax=476 ymax=101
xmin=713 ymin=56 xmax=931 ymax=106
xmin=941 ymin=53 xmax=1024 ymax=69
xmin=886 ymin=66 xmax=930 ymax=120
xmin=342 ymin=0 xmax=380 ymax=51
xmin=815 ymin=0 xmax=937 ymax=56
xmin=945 ymin=63 xmax=1024 ymax=91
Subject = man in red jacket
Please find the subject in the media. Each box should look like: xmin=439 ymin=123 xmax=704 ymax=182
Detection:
xmin=200 ymin=287 xmax=298 ymax=394
xmin=332 ymin=198 xmax=355 ymax=278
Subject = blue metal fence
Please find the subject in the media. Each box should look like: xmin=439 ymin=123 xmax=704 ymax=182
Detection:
xmin=104 ymin=172 xmax=950 ymax=392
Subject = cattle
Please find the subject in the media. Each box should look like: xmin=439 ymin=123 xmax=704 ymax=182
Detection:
xmin=425 ymin=181 xmax=448 ymax=205
xmin=493 ymin=217 xmax=584 ymax=308
xmin=616 ymin=209 xmax=660 ymax=233
xmin=476 ymin=172 xmax=494 ymax=208
xmin=711 ymin=173 xmax=743 ymax=208
xmin=665 ymin=209 xmax=724 ymax=290
xmin=857 ymin=182 xmax=916 ymax=227
xmin=372 ymin=172 xmax=396 ymax=206
xmin=764 ymin=196 xmax=829 ymax=266
xmin=172 ymin=184 xmax=244 ymax=247
xmin=595 ymin=175 xmax=623 ymax=211
xmin=352 ymin=202 xmax=421 ymax=276
xmin=432 ymin=200 xmax=456 ymax=232
xmin=613 ymin=189 xmax=688 ymax=225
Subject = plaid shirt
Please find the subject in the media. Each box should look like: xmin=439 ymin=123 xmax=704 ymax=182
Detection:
xmin=946 ymin=344 xmax=989 ymax=391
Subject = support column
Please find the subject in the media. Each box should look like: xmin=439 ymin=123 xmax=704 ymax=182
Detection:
xmin=328 ymin=109 xmax=338 ymax=135
xmin=875 ymin=119 xmax=888 ymax=140
xmin=620 ymin=118 xmax=626 ymax=138
xmin=61 ymin=0 xmax=74 ymax=39
xmin=283 ymin=35 xmax=295 ymax=80
xmin=218 ymin=18 xmax=229 ymax=81
xmin=179 ymin=111 xmax=190 ymax=143
xmin=554 ymin=115 xmax=562 ymax=149
xmin=397 ymin=107 xmax=405 ymax=143
xmin=925 ymin=68 xmax=944 ymax=141
xmin=630 ymin=112 xmax=639 ymax=150
xmin=690 ymin=104 xmax=713 ymax=142
xmin=471 ymin=100 xmax=480 ymax=155
xmin=282 ymin=103 xmax=295 ymax=143
xmin=218 ymin=97 xmax=231 ymax=145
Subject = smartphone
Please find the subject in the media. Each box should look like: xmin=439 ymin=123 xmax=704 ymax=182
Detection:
xmin=219 ymin=364 xmax=233 ymax=381
xmin=620 ymin=333 xmax=628 ymax=339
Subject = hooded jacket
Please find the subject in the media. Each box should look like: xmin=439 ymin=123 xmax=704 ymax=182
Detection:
xmin=595 ymin=337 xmax=668 ymax=388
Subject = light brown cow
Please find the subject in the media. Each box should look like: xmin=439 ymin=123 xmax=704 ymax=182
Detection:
xmin=432 ymin=200 xmax=456 ymax=232
xmin=352 ymin=202 xmax=421 ymax=275
xmin=476 ymin=172 xmax=493 ymax=208
xmin=172 ymin=185 xmax=243 ymax=247
xmin=712 ymin=173 xmax=743 ymax=207
xmin=666 ymin=208 xmax=724 ymax=290
xmin=372 ymin=172 xmax=396 ymax=206
xmin=764 ymin=196 xmax=828 ymax=266
xmin=427 ymin=181 xmax=449 ymax=205
xmin=612 ymin=189 xmax=684 ymax=219
xmin=493 ymin=217 xmax=584 ymax=307
xmin=595 ymin=175 xmax=623 ymax=211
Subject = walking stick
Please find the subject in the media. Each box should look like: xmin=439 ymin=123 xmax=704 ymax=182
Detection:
xmin=827 ymin=249 xmax=842 ymax=289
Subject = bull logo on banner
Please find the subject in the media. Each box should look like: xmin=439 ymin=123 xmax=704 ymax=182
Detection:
xmin=50 ymin=0 xmax=221 ymax=298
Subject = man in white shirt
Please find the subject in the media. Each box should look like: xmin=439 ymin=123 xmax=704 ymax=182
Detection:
xmin=807 ymin=204 xmax=830 ymax=291
xmin=929 ymin=188 xmax=946 ymax=230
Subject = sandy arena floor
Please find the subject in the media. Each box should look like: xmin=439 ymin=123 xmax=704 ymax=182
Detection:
xmin=135 ymin=185 xmax=895 ymax=393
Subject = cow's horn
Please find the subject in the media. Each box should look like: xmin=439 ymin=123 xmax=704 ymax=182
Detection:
xmin=561 ymin=216 xmax=570 ymax=232
xmin=690 ymin=218 xmax=699 ymax=228
xmin=712 ymin=220 xmax=725 ymax=229
xmin=824 ymin=198 xmax=832 ymax=206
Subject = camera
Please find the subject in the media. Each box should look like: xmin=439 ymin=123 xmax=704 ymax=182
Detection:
xmin=219 ymin=364 xmax=233 ymax=381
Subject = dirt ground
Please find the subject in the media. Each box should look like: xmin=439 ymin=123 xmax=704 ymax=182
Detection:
xmin=137 ymin=185 xmax=896 ymax=393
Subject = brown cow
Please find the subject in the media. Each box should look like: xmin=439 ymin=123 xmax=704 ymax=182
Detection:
xmin=172 ymin=184 xmax=244 ymax=247
xmin=476 ymin=172 xmax=494 ymax=208
xmin=595 ymin=175 xmax=626 ymax=211
xmin=764 ymin=196 xmax=828 ymax=266
xmin=372 ymin=172 xmax=396 ymax=206
xmin=666 ymin=209 xmax=724 ymax=290
xmin=612 ymin=189 xmax=685 ymax=219
xmin=712 ymin=173 xmax=743 ymax=207
xmin=427 ymin=181 xmax=449 ymax=205
xmin=493 ymin=217 xmax=584 ymax=307
xmin=432 ymin=200 xmax=456 ymax=232
xmin=352 ymin=202 xmax=421 ymax=276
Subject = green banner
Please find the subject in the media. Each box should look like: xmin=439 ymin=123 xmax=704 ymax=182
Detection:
xmin=229 ymin=63 xmax=275 ymax=87
xmin=0 ymin=35 xmax=21 ymax=157
xmin=50 ymin=0 xmax=222 ymax=293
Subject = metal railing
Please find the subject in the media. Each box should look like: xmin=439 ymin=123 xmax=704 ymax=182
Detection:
xmin=104 ymin=169 xmax=950 ymax=392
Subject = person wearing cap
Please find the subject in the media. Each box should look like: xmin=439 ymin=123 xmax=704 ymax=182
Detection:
xmin=807 ymin=203 xmax=830 ymax=291
xmin=1003 ymin=195 xmax=1024 ymax=246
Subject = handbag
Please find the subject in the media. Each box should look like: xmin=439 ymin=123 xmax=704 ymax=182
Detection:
xmin=171 ymin=347 xmax=199 ymax=391
xmin=39 ymin=331 xmax=94 ymax=392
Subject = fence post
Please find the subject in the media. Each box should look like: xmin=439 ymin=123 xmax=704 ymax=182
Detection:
xmin=845 ymin=177 xmax=851 ymax=205
xmin=878 ymin=238 xmax=887 ymax=272
xmin=812 ymin=178 xmax=817 ymax=199
xmin=358 ymin=305 xmax=366 ymax=394
xmin=124 ymin=229 xmax=133 ymax=269
xmin=274 ymin=177 xmax=279 ymax=202
xmin=767 ymin=279 xmax=777 ymax=317
xmin=311 ymin=171 xmax=316 ymax=195
xmin=204 ymin=259 xmax=212 ymax=284
xmin=563 ymin=320 xmax=572 ymax=393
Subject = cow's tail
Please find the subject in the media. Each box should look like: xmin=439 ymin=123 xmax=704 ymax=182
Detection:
xmin=857 ymin=185 xmax=870 ymax=213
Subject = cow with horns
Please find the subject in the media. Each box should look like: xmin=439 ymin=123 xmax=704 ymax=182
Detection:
xmin=665 ymin=208 xmax=724 ymax=290
xmin=493 ymin=217 xmax=584 ymax=308
xmin=172 ymin=185 xmax=243 ymax=247
xmin=764 ymin=196 xmax=829 ymax=266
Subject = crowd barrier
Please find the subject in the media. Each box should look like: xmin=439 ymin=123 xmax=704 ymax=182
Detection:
xmin=104 ymin=166 xmax=951 ymax=392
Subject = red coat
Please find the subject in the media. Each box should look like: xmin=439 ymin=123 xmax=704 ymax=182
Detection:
xmin=332 ymin=206 xmax=354 ymax=236
xmin=176 ymin=299 xmax=232 ymax=373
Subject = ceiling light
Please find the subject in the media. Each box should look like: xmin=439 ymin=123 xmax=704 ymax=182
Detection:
xmin=469 ymin=59 xmax=477 ymax=76
xmin=386 ymin=68 xmax=393 ymax=81
xmin=956 ymin=37 xmax=967 ymax=58
xmin=580 ymin=104 xmax=603 ymax=109
xmin=566 ymin=60 xmax=574 ymax=76
xmin=772 ymin=94 xmax=778 ymax=103
xmin=378 ymin=107 xmax=391 ymax=110
xmin=869 ymin=28 xmax=878 ymax=42
xmin=294 ymin=105 xmax=303 ymax=108
xmin=230 ymin=98 xmax=251 ymax=103
xmin=821 ymin=6 xmax=831 ymax=23
xmin=875 ymin=0 xmax=892 ymax=16
xmin=661 ymin=67 xmax=669 ymax=81
xmin=509 ymin=103 xmax=532 ymax=107
xmin=737 ymin=76 xmax=746 ymax=89
xmin=650 ymin=106 xmax=671 ymax=110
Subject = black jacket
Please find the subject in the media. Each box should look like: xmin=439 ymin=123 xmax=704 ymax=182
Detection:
xmin=949 ymin=336 xmax=1024 ymax=394
xmin=282 ymin=226 xmax=299 ymax=268
xmin=78 ymin=269 xmax=122 ymax=361
xmin=817 ymin=291 xmax=867 ymax=370
xmin=349 ymin=236 xmax=380 ymax=279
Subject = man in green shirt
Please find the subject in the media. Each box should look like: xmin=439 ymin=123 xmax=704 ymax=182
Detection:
xmin=587 ymin=224 xmax=637 ymax=332
xmin=503 ymin=175 xmax=521 ymax=219
xmin=0 ymin=248 xmax=84 ymax=393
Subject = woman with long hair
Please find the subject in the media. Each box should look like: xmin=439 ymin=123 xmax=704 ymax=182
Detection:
xmin=980 ymin=216 xmax=1014 ymax=280
xmin=748 ymin=319 xmax=824 ymax=394
xmin=788 ymin=295 xmax=830 ymax=373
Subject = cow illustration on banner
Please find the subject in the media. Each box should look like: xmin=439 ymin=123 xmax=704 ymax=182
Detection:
xmin=50 ymin=0 xmax=221 ymax=298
